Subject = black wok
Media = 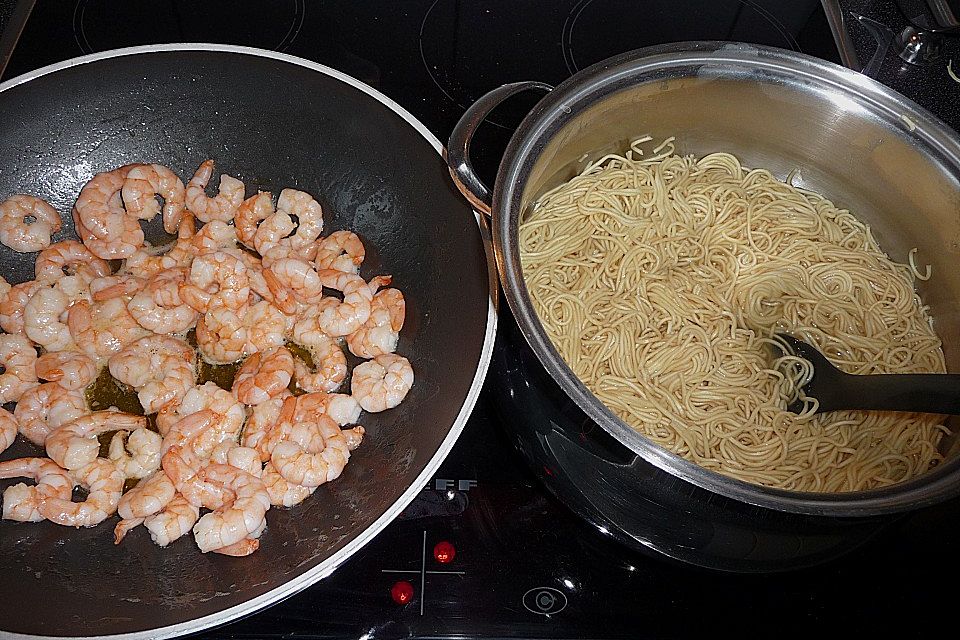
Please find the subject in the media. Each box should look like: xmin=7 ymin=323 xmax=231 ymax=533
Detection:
xmin=0 ymin=44 xmax=495 ymax=638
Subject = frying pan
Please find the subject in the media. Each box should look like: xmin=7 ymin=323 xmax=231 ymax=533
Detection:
xmin=0 ymin=44 xmax=496 ymax=638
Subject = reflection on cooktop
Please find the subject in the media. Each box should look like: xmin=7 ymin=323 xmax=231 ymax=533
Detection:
xmin=72 ymin=0 xmax=305 ymax=53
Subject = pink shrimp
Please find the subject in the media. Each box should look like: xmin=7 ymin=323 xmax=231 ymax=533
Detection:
xmin=190 ymin=463 xmax=270 ymax=553
xmin=180 ymin=250 xmax=250 ymax=313
xmin=127 ymin=267 xmax=199 ymax=334
xmin=234 ymin=191 xmax=274 ymax=250
xmin=195 ymin=302 xmax=249 ymax=364
xmin=185 ymin=159 xmax=245 ymax=222
xmin=346 ymin=287 xmax=406 ymax=358
xmin=292 ymin=334 xmax=347 ymax=393
xmin=351 ymin=353 xmax=414 ymax=413
xmin=45 ymin=411 xmax=148 ymax=470
xmin=35 ymin=350 xmax=97 ymax=390
xmin=38 ymin=458 xmax=124 ymax=528
xmin=243 ymin=299 xmax=291 ymax=354
xmin=34 ymin=240 xmax=110 ymax=285
xmin=73 ymin=203 xmax=144 ymax=260
xmin=0 ymin=457 xmax=74 ymax=522
xmin=0 ymin=333 xmax=38 ymax=404
xmin=0 ymin=407 xmax=17 ymax=453
xmin=67 ymin=297 xmax=152 ymax=365
xmin=121 ymin=163 xmax=186 ymax=232
xmin=232 ymin=346 xmax=294 ymax=405
xmin=314 ymin=230 xmax=365 ymax=274
xmin=0 ymin=279 xmax=42 ymax=334
xmin=113 ymin=469 xmax=177 ymax=544
xmin=13 ymin=382 xmax=87 ymax=446
xmin=314 ymin=269 xmax=373 ymax=336
xmin=108 ymin=335 xmax=195 ymax=413
xmin=242 ymin=393 xmax=295 ymax=462
xmin=0 ymin=194 xmax=62 ymax=252
xmin=90 ymin=274 xmax=147 ymax=301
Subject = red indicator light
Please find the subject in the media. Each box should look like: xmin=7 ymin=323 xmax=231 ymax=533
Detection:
xmin=391 ymin=580 xmax=414 ymax=605
xmin=433 ymin=540 xmax=456 ymax=564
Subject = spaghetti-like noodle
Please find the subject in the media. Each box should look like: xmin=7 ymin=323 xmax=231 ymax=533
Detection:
xmin=519 ymin=137 xmax=947 ymax=492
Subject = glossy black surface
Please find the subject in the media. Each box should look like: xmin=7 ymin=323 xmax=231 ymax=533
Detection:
xmin=2 ymin=1 xmax=959 ymax=639
xmin=0 ymin=48 xmax=489 ymax=637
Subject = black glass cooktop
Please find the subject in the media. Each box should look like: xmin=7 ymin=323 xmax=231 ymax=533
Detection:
xmin=2 ymin=1 xmax=959 ymax=638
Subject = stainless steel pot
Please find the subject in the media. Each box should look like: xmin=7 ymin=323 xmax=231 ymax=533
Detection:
xmin=447 ymin=41 xmax=960 ymax=517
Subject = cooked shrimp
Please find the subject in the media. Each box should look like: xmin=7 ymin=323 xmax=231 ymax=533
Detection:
xmin=235 ymin=249 xmax=273 ymax=303
xmin=0 ymin=333 xmax=38 ymax=404
xmin=0 ymin=194 xmax=62 ymax=252
xmin=113 ymin=469 xmax=176 ymax=543
xmin=241 ymin=392 xmax=294 ymax=462
xmin=143 ymin=493 xmax=199 ymax=546
xmin=73 ymin=197 xmax=144 ymax=259
xmin=127 ymin=267 xmax=198 ymax=334
xmin=75 ymin=165 xmax=143 ymax=240
xmin=265 ymin=257 xmax=324 ymax=305
xmin=257 ymin=241 xmax=315 ymax=270
xmin=315 ymin=230 xmax=365 ymax=273
xmin=35 ymin=351 xmax=97 ymax=391
xmin=292 ymin=334 xmax=347 ymax=393
xmin=314 ymin=269 xmax=373 ymax=336
xmin=109 ymin=427 xmax=162 ymax=479
xmin=261 ymin=268 xmax=298 ymax=315
xmin=174 ymin=382 xmax=246 ymax=457
xmin=196 ymin=302 xmax=248 ymax=364
xmin=0 ymin=279 xmax=42 ymax=334
xmin=351 ymin=353 xmax=414 ymax=412
xmin=180 ymin=250 xmax=250 ymax=312
xmin=191 ymin=463 xmax=270 ymax=553
xmin=109 ymin=335 xmax=195 ymax=413
xmin=232 ymin=347 xmax=294 ymax=405
xmin=122 ymin=239 xmax=190 ymax=280
xmin=210 ymin=442 xmax=263 ymax=478
xmin=23 ymin=286 xmax=75 ymax=351
xmin=185 ymin=160 xmax=245 ymax=223
xmin=261 ymin=460 xmax=314 ymax=507
xmin=0 ymin=276 xmax=10 ymax=304
xmin=285 ymin=412 xmax=362 ymax=458
xmin=38 ymin=458 xmax=124 ymax=527
xmin=68 ymin=297 xmax=152 ymax=364
xmin=14 ymin=382 xmax=87 ymax=446
xmin=270 ymin=415 xmax=352 ymax=488
xmin=90 ymin=274 xmax=147 ymax=301
xmin=45 ymin=411 xmax=147 ymax=470
xmin=35 ymin=239 xmax=110 ymax=286
xmin=243 ymin=299 xmax=290 ymax=353
xmin=122 ymin=163 xmax=186 ymax=232
xmin=324 ymin=393 xmax=362 ymax=427
xmin=212 ymin=521 xmax=265 ymax=556
xmin=0 ymin=407 xmax=16 ymax=453
xmin=253 ymin=210 xmax=296 ymax=255
xmin=276 ymin=188 xmax=324 ymax=248
xmin=235 ymin=191 xmax=274 ymax=250
xmin=108 ymin=334 xmax=192 ymax=386
xmin=0 ymin=457 xmax=73 ymax=522
xmin=179 ymin=219 xmax=238 ymax=258
xmin=347 ymin=287 xmax=405 ymax=358
xmin=117 ymin=469 xmax=176 ymax=520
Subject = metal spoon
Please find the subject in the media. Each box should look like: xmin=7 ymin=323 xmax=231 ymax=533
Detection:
xmin=775 ymin=334 xmax=960 ymax=415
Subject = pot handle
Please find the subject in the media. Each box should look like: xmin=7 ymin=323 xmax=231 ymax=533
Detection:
xmin=446 ymin=81 xmax=553 ymax=216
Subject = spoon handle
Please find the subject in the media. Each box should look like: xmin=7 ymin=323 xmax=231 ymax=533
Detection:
xmin=817 ymin=372 xmax=960 ymax=414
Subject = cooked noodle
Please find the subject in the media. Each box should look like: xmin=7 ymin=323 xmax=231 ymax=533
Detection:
xmin=519 ymin=137 xmax=948 ymax=492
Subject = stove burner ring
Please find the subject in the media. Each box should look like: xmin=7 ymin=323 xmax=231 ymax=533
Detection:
xmin=72 ymin=0 xmax=305 ymax=55
xmin=561 ymin=0 xmax=800 ymax=75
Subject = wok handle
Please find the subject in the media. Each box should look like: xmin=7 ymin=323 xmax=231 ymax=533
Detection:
xmin=446 ymin=81 xmax=553 ymax=217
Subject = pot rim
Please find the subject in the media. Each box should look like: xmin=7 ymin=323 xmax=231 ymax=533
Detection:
xmin=492 ymin=40 xmax=960 ymax=517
